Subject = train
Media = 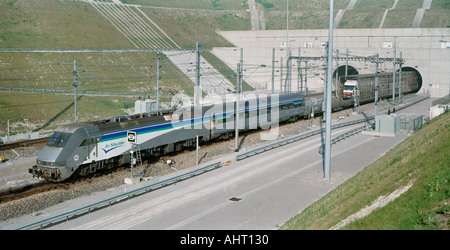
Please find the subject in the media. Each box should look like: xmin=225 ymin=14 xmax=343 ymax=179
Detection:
xmin=340 ymin=71 xmax=421 ymax=104
xmin=29 ymin=71 xmax=420 ymax=182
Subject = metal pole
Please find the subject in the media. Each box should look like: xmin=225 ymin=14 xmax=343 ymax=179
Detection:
xmin=195 ymin=42 xmax=201 ymax=107
xmin=7 ymin=120 xmax=9 ymax=143
xmin=324 ymin=0 xmax=334 ymax=180
xmin=272 ymin=48 xmax=275 ymax=94
xmin=393 ymin=46 xmax=396 ymax=103
xmin=335 ymin=49 xmax=339 ymax=97
xmin=297 ymin=48 xmax=301 ymax=93
xmin=305 ymin=60 xmax=308 ymax=95
xmin=235 ymin=63 xmax=241 ymax=152
xmin=399 ymin=51 xmax=403 ymax=103
xmin=288 ymin=50 xmax=292 ymax=93
xmin=73 ymin=60 xmax=78 ymax=123
xmin=375 ymin=54 xmax=379 ymax=116
xmin=323 ymin=43 xmax=329 ymax=114
xmin=240 ymin=48 xmax=243 ymax=94
xmin=299 ymin=48 xmax=303 ymax=94
xmin=286 ymin=0 xmax=289 ymax=62
xmin=156 ymin=51 xmax=160 ymax=110
xmin=280 ymin=57 xmax=283 ymax=93
xmin=196 ymin=135 xmax=199 ymax=165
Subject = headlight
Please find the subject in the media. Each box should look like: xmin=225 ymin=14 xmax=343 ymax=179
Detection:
xmin=37 ymin=160 xmax=55 ymax=166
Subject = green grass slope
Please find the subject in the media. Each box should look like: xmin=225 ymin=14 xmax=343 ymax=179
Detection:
xmin=281 ymin=110 xmax=450 ymax=230
xmin=0 ymin=51 xmax=193 ymax=136
xmin=0 ymin=0 xmax=133 ymax=48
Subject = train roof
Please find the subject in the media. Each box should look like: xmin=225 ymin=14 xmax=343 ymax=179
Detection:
xmin=343 ymin=71 xmax=415 ymax=80
xmin=55 ymin=122 xmax=94 ymax=134
xmin=55 ymin=92 xmax=303 ymax=136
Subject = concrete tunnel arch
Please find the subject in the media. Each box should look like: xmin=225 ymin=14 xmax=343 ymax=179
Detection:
xmin=398 ymin=67 xmax=423 ymax=93
xmin=332 ymin=65 xmax=422 ymax=94
xmin=332 ymin=65 xmax=359 ymax=78
xmin=332 ymin=65 xmax=359 ymax=94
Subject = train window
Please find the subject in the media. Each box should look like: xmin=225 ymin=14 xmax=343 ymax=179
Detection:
xmin=80 ymin=139 xmax=88 ymax=147
xmin=47 ymin=133 xmax=71 ymax=147
xmin=343 ymin=86 xmax=354 ymax=91
xmin=80 ymin=138 xmax=95 ymax=147
xmin=47 ymin=133 xmax=61 ymax=147
xmin=57 ymin=134 xmax=71 ymax=147
xmin=280 ymin=103 xmax=293 ymax=110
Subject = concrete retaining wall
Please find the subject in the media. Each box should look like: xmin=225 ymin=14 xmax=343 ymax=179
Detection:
xmin=213 ymin=28 xmax=450 ymax=97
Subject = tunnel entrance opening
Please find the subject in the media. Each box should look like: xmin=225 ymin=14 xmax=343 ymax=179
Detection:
xmin=333 ymin=65 xmax=359 ymax=95
xmin=399 ymin=67 xmax=422 ymax=93
xmin=333 ymin=65 xmax=359 ymax=79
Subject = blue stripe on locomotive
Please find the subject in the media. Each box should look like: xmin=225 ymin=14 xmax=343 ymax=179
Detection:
xmin=99 ymin=97 xmax=303 ymax=143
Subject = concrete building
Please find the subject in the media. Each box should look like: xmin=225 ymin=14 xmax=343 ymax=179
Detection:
xmin=213 ymin=28 xmax=450 ymax=98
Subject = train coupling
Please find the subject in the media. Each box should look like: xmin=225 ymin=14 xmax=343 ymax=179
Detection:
xmin=29 ymin=165 xmax=60 ymax=181
xmin=29 ymin=165 xmax=43 ymax=179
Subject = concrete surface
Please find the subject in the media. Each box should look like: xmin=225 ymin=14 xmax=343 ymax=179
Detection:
xmin=213 ymin=28 xmax=450 ymax=97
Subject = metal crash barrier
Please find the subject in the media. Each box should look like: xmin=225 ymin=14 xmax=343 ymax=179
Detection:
xmin=14 ymin=161 xmax=222 ymax=230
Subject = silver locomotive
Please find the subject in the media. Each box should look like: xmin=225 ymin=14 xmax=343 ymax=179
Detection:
xmin=30 ymin=93 xmax=305 ymax=182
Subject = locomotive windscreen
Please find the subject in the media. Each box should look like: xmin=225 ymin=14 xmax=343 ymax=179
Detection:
xmin=47 ymin=133 xmax=71 ymax=147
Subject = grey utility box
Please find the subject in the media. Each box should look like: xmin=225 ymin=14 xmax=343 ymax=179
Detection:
xmin=375 ymin=114 xmax=400 ymax=135
xmin=135 ymin=99 xmax=157 ymax=114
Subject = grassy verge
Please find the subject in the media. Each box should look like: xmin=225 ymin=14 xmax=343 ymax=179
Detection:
xmin=281 ymin=110 xmax=450 ymax=230
xmin=0 ymin=92 xmax=131 ymax=135
xmin=0 ymin=51 xmax=194 ymax=134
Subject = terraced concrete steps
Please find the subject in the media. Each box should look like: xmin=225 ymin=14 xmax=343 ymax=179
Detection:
xmin=89 ymin=0 xmax=234 ymax=96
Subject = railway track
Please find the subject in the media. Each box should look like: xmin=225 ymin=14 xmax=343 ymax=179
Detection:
xmin=0 ymin=164 xmax=130 ymax=204
xmin=0 ymin=180 xmax=55 ymax=203
xmin=0 ymin=137 xmax=50 ymax=151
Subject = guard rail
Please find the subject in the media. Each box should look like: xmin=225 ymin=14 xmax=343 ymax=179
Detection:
xmin=14 ymin=161 xmax=222 ymax=230
xmin=236 ymin=117 xmax=374 ymax=161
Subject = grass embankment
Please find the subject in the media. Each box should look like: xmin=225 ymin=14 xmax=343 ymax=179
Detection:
xmin=282 ymin=110 xmax=450 ymax=230
xmin=0 ymin=51 xmax=193 ymax=136
xmin=0 ymin=93 xmax=134 ymax=135
xmin=0 ymin=0 xmax=132 ymax=48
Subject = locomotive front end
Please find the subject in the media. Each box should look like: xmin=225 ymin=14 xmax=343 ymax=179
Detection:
xmin=29 ymin=132 xmax=73 ymax=182
xmin=30 ymin=123 xmax=92 ymax=182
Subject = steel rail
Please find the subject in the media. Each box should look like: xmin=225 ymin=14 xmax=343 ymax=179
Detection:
xmin=318 ymin=125 xmax=367 ymax=154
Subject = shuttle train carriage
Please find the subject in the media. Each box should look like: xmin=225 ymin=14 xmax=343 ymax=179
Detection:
xmin=30 ymin=93 xmax=304 ymax=182
xmin=340 ymin=71 xmax=420 ymax=104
